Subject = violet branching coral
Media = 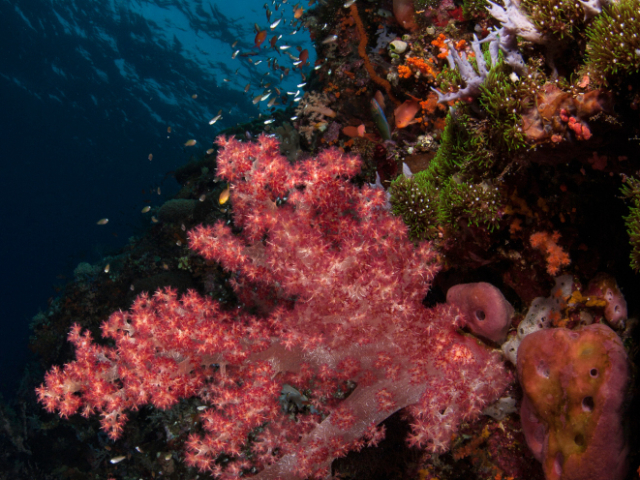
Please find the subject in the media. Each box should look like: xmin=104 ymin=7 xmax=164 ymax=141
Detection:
xmin=584 ymin=0 xmax=640 ymax=82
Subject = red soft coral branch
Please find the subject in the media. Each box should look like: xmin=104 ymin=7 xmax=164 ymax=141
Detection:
xmin=37 ymin=135 xmax=510 ymax=479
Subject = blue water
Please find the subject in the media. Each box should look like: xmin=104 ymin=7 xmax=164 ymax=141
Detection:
xmin=0 ymin=0 xmax=313 ymax=398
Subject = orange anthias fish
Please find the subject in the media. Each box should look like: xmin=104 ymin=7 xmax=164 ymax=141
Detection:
xmin=255 ymin=29 xmax=267 ymax=48
xmin=394 ymin=100 xmax=420 ymax=129
xmin=298 ymin=48 xmax=308 ymax=66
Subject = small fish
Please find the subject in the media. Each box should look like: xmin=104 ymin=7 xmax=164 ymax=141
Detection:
xmin=394 ymin=100 xmax=420 ymax=129
xmin=371 ymin=97 xmax=391 ymax=140
xmin=270 ymin=18 xmax=281 ymax=29
xmin=191 ymin=94 xmax=198 ymax=99
xmin=321 ymin=35 xmax=337 ymax=44
xmin=199 ymin=194 xmax=207 ymax=202
xmin=344 ymin=0 xmax=356 ymax=7
xmin=255 ymin=29 xmax=267 ymax=48
xmin=232 ymin=49 xmax=240 ymax=59
xmin=97 ymin=218 xmax=109 ymax=225
xmin=232 ymin=40 xmax=238 ymax=48
xmin=279 ymin=45 xmax=291 ymax=50
xmin=261 ymin=92 xmax=271 ymax=101
xmin=130 ymin=284 xmax=135 ymax=291
xmin=253 ymin=94 xmax=262 ymax=104
xmin=297 ymin=82 xmax=306 ymax=87
xmin=148 ymin=153 xmax=153 ymax=161
xmin=162 ymin=262 xmax=169 ymax=270
xmin=141 ymin=206 xmax=151 ymax=213
xmin=219 ymin=186 xmax=231 ymax=204
xmin=197 ymin=405 xmax=207 ymax=411
xmin=104 ymin=264 xmax=110 ymax=273
xmin=206 ymin=148 xmax=214 ymax=155
xmin=184 ymin=139 xmax=197 ymax=147
xmin=157 ymin=187 xmax=161 ymax=195
xmin=176 ymin=240 xmax=182 ymax=246
xmin=298 ymin=49 xmax=309 ymax=65
xmin=151 ymin=216 xmax=158 ymax=223
xmin=167 ymin=126 xmax=172 ymax=133
xmin=294 ymin=6 xmax=304 ymax=18
xmin=267 ymin=96 xmax=276 ymax=107
xmin=264 ymin=118 xmax=275 ymax=124
xmin=181 ymin=223 xmax=186 ymax=231
xmin=290 ymin=115 xmax=298 ymax=120
xmin=223 ymin=78 xmax=230 ymax=82
xmin=209 ymin=114 xmax=222 ymax=125
xmin=135 ymin=446 xmax=144 ymax=453
xmin=110 ymin=456 xmax=126 ymax=464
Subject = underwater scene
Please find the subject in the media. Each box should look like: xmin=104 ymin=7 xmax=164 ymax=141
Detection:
xmin=1 ymin=0 xmax=639 ymax=478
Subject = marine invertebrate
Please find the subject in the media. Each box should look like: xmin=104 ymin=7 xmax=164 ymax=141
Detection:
xmin=517 ymin=323 xmax=629 ymax=480
xmin=520 ymin=0 xmax=586 ymax=39
xmin=350 ymin=4 xmax=400 ymax=105
xmin=36 ymin=135 xmax=511 ymax=479
xmin=446 ymin=282 xmax=514 ymax=343
xmin=530 ymin=230 xmax=571 ymax=276
xmin=432 ymin=34 xmax=497 ymax=103
xmin=620 ymin=174 xmax=640 ymax=272
xmin=584 ymin=0 xmax=640 ymax=81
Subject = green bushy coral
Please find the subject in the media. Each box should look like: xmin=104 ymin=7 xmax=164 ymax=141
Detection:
xmin=389 ymin=175 xmax=440 ymax=240
xmin=521 ymin=0 xmax=585 ymax=39
xmin=439 ymin=179 xmax=502 ymax=229
xmin=620 ymin=175 xmax=640 ymax=271
xmin=585 ymin=0 xmax=640 ymax=81
xmin=462 ymin=0 xmax=487 ymax=20
xmin=479 ymin=61 xmax=530 ymax=152
xmin=390 ymin=110 xmax=503 ymax=241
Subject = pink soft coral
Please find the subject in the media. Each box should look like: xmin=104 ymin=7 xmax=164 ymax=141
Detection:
xmin=37 ymin=135 xmax=511 ymax=479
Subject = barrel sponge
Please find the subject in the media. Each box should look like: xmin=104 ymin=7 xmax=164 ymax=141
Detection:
xmin=517 ymin=324 xmax=629 ymax=480
xmin=446 ymin=282 xmax=514 ymax=343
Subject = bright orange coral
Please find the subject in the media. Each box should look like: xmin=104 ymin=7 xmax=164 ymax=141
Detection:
xmin=530 ymin=231 xmax=571 ymax=276
xmin=405 ymin=57 xmax=438 ymax=78
xmin=431 ymin=33 xmax=449 ymax=58
xmin=398 ymin=64 xmax=413 ymax=79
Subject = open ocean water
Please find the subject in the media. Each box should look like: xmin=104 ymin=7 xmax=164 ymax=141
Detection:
xmin=0 ymin=0 xmax=313 ymax=399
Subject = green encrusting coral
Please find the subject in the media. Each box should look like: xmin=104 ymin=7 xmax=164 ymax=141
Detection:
xmin=620 ymin=175 xmax=640 ymax=272
xmin=584 ymin=0 xmax=640 ymax=81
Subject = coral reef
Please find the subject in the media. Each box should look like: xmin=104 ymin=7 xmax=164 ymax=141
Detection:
xmin=22 ymin=0 xmax=640 ymax=479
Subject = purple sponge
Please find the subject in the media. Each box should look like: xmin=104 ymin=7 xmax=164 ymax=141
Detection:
xmin=446 ymin=282 xmax=514 ymax=343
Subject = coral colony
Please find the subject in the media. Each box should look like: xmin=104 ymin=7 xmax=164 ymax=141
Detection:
xmin=33 ymin=0 xmax=639 ymax=479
